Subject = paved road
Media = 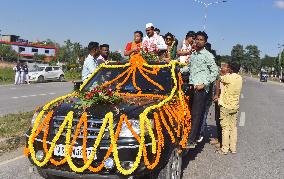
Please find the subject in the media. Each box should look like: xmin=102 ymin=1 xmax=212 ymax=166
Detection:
xmin=0 ymin=77 xmax=283 ymax=179
xmin=0 ymin=82 xmax=73 ymax=116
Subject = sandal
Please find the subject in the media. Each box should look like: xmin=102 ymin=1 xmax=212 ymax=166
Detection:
xmin=215 ymin=149 xmax=228 ymax=155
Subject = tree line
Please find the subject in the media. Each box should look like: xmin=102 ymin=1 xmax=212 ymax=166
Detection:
xmin=216 ymin=44 xmax=284 ymax=75
xmin=1 ymin=40 xmax=283 ymax=75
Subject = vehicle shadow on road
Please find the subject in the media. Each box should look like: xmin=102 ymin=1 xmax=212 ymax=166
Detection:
xmin=181 ymin=124 xmax=217 ymax=177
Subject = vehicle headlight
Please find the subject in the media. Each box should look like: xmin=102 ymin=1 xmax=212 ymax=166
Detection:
xmin=119 ymin=119 xmax=153 ymax=138
xmin=31 ymin=111 xmax=46 ymax=128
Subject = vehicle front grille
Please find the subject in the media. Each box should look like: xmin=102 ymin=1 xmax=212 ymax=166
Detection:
xmin=52 ymin=115 xmax=106 ymax=139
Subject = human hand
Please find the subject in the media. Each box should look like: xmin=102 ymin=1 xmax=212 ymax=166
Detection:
xmin=132 ymin=46 xmax=139 ymax=52
xmin=195 ymin=84 xmax=205 ymax=91
xmin=212 ymin=95 xmax=219 ymax=102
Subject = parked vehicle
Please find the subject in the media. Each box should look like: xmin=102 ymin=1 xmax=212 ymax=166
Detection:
xmin=260 ymin=71 xmax=268 ymax=82
xmin=28 ymin=66 xmax=64 ymax=83
xmin=25 ymin=56 xmax=192 ymax=179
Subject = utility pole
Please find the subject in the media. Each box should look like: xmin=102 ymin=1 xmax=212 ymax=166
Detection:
xmin=193 ymin=0 xmax=228 ymax=31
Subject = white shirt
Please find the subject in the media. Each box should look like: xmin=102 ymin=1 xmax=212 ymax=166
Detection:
xmin=142 ymin=33 xmax=167 ymax=52
xmin=178 ymin=40 xmax=192 ymax=63
xmin=82 ymin=54 xmax=97 ymax=81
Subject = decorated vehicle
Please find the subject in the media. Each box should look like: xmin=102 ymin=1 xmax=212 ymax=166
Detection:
xmin=24 ymin=54 xmax=192 ymax=179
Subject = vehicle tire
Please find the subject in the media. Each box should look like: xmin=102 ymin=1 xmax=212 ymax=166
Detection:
xmin=149 ymin=148 xmax=182 ymax=179
xmin=37 ymin=167 xmax=66 ymax=179
xmin=37 ymin=76 xmax=44 ymax=83
xmin=59 ymin=75 xmax=64 ymax=82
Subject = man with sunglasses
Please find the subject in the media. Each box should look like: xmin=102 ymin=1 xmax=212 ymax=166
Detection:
xmin=142 ymin=23 xmax=167 ymax=53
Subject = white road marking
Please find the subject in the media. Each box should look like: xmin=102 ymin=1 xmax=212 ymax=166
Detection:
xmin=239 ymin=112 xmax=246 ymax=126
xmin=241 ymin=93 xmax=244 ymax=99
xmin=10 ymin=88 xmax=17 ymax=90
xmin=0 ymin=155 xmax=25 ymax=166
xmin=10 ymin=92 xmax=56 ymax=99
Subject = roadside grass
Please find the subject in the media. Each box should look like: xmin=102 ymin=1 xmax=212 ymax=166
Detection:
xmin=0 ymin=111 xmax=33 ymax=138
xmin=64 ymin=69 xmax=81 ymax=81
xmin=0 ymin=111 xmax=33 ymax=155
xmin=0 ymin=67 xmax=14 ymax=85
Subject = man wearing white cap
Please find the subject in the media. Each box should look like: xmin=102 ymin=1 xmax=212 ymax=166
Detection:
xmin=142 ymin=23 xmax=167 ymax=53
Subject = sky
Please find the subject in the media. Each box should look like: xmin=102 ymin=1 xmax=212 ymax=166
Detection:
xmin=0 ymin=0 xmax=284 ymax=57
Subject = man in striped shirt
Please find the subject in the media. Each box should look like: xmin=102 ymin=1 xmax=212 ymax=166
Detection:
xmin=82 ymin=42 xmax=100 ymax=81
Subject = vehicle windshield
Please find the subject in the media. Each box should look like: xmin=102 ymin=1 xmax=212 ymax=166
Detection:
xmin=29 ymin=66 xmax=45 ymax=72
xmin=82 ymin=67 xmax=174 ymax=95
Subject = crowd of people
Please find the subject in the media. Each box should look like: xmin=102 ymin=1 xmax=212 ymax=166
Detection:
xmin=13 ymin=62 xmax=29 ymax=85
xmin=82 ymin=22 xmax=243 ymax=155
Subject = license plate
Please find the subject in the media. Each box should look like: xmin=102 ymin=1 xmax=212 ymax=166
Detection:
xmin=53 ymin=144 xmax=97 ymax=159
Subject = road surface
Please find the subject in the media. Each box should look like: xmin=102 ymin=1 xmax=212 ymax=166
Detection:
xmin=0 ymin=77 xmax=283 ymax=179
xmin=0 ymin=82 xmax=73 ymax=116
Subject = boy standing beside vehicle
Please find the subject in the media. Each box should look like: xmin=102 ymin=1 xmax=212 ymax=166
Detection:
xmin=217 ymin=62 xmax=242 ymax=155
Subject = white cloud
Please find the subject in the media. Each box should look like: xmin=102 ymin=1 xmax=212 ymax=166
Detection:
xmin=274 ymin=0 xmax=284 ymax=9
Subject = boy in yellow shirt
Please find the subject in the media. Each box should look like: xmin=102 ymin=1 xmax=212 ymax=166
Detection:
xmin=217 ymin=62 xmax=242 ymax=155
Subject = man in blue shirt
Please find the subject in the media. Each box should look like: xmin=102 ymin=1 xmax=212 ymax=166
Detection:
xmin=187 ymin=31 xmax=219 ymax=148
xmin=82 ymin=42 xmax=100 ymax=81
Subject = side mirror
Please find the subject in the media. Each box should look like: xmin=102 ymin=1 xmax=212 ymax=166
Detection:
xmin=73 ymin=81 xmax=83 ymax=91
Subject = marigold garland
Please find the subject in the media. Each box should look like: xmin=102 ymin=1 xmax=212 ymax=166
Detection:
xmin=27 ymin=55 xmax=192 ymax=175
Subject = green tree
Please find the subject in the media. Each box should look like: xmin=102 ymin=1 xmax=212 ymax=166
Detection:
xmin=0 ymin=44 xmax=18 ymax=62
xmin=244 ymin=45 xmax=261 ymax=74
xmin=109 ymin=52 xmax=124 ymax=61
xmin=33 ymin=53 xmax=45 ymax=62
xmin=231 ymin=44 xmax=245 ymax=66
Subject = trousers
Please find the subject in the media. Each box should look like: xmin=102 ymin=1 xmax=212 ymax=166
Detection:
xmin=220 ymin=107 xmax=238 ymax=152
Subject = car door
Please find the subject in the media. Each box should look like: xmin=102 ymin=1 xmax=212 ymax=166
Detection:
xmin=44 ymin=67 xmax=53 ymax=79
xmin=52 ymin=67 xmax=61 ymax=78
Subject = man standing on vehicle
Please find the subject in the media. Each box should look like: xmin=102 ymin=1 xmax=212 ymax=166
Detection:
xmin=82 ymin=42 xmax=100 ymax=81
xmin=186 ymin=31 xmax=219 ymax=148
xmin=142 ymin=23 xmax=167 ymax=53
xmin=97 ymin=44 xmax=111 ymax=64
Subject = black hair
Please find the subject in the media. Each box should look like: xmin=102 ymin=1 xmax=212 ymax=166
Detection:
xmin=205 ymin=43 xmax=212 ymax=51
xmin=228 ymin=61 xmax=241 ymax=73
xmin=164 ymin=32 xmax=174 ymax=40
xmin=154 ymin=28 xmax=160 ymax=32
xmin=88 ymin=41 xmax=99 ymax=52
xmin=134 ymin=31 xmax=143 ymax=37
xmin=185 ymin=31 xmax=196 ymax=39
xmin=195 ymin=31 xmax=208 ymax=41
xmin=100 ymin=44 xmax=110 ymax=49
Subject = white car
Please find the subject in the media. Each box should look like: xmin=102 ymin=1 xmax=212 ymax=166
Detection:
xmin=28 ymin=66 xmax=65 ymax=83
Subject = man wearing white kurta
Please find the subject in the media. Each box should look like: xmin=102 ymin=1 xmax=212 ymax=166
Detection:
xmin=142 ymin=23 xmax=167 ymax=52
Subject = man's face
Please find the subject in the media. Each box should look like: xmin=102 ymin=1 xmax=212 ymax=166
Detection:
xmin=221 ymin=63 xmax=229 ymax=74
xmin=100 ymin=47 xmax=109 ymax=58
xmin=146 ymin=27 xmax=154 ymax=37
xmin=91 ymin=48 xmax=100 ymax=57
xmin=134 ymin=33 xmax=142 ymax=43
xmin=195 ymin=35 xmax=206 ymax=49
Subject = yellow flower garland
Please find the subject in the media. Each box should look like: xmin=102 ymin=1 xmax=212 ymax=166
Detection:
xmin=27 ymin=55 xmax=191 ymax=175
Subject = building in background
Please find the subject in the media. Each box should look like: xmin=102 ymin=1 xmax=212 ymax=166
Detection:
xmin=0 ymin=34 xmax=57 ymax=62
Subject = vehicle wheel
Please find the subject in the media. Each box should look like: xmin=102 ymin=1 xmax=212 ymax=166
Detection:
xmin=150 ymin=148 xmax=182 ymax=179
xmin=37 ymin=76 xmax=44 ymax=83
xmin=37 ymin=167 xmax=66 ymax=179
xmin=59 ymin=75 xmax=64 ymax=82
